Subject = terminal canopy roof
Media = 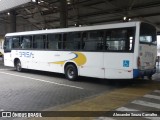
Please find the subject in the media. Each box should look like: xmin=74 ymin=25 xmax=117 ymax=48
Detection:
xmin=0 ymin=0 xmax=160 ymax=34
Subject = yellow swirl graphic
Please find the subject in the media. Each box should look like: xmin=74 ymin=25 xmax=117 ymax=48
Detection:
xmin=52 ymin=61 xmax=65 ymax=65
xmin=51 ymin=52 xmax=87 ymax=66
xmin=73 ymin=52 xmax=87 ymax=66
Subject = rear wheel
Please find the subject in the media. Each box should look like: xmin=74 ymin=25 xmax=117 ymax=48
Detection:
xmin=15 ymin=60 xmax=23 ymax=72
xmin=65 ymin=64 xmax=78 ymax=81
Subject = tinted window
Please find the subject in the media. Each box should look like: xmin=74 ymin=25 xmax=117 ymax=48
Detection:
xmin=140 ymin=23 xmax=156 ymax=44
xmin=21 ymin=36 xmax=32 ymax=49
xmin=63 ymin=32 xmax=81 ymax=50
xmin=47 ymin=34 xmax=62 ymax=50
xmin=33 ymin=35 xmax=46 ymax=49
xmin=82 ymin=31 xmax=104 ymax=51
xmin=105 ymin=27 xmax=135 ymax=51
xmin=12 ymin=36 xmax=21 ymax=49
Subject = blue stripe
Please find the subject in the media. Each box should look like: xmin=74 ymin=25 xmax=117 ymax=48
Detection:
xmin=133 ymin=69 xmax=140 ymax=78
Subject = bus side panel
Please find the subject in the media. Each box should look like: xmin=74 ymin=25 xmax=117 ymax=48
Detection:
xmin=27 ymin=51 xmax=65 ymax=73
xmin=10 ymin=50 xmax=63 ymax=73
xmin=4 ymin=52 xmax=14 ymax=67
xmin=12 ymin=50 xmax=32 ymax=69
xmin=104 ymin=53 xmax=134 ymax=79
xmin=79 ymin=52 xmax=104 ymax=78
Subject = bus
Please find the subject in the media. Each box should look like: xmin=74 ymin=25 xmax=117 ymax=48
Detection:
xmin=3 ymin=21 xmax=157 ymax=80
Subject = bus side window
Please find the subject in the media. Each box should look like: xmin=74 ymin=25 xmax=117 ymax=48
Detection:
xmin=73 ymin=32 xmax=81 ymax=50
xmin=63 ymin=33 xmax=73 ymax=50
xmin=47 ymin=34 xmax=62 ymax=50
xmin=33 ymin=35 xmax=46 ymax=49
xmin=63 ymin=32 xmax=81 ymax=50
xmin=81 ymin=32 xmax=87 ymax=49
xmin=21 ymin=36 xmax=32 ymax=49
xmin=56 ymin=34 xmax=62 ymax=49
xmin=105 ymin=29 xmax=126 ymax=51
xmin=12 ymin=36 xmax=21 ymax=49
xmin=82 ymin=31 xmax=104 ymax=51
xmin=105 ymin=27 xmax=135 ymax=51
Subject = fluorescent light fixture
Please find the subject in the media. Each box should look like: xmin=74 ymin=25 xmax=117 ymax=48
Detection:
xmin=32 ymin=0 xmax=36 ymax=2
xmin=67 ymin=0 xmax=71 ymax=4
xmin=123 ymin=16 xmax=127 ymax=21
xmin=130 ymin=37 xmax=133 ymax=39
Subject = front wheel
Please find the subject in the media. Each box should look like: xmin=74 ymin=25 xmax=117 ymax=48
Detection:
xmin=65 ymin=64 xmax=78 ymax=81
xmin=15 ymin=60 xmax=23 ymax=72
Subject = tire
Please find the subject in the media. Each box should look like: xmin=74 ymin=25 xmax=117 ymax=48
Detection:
xmin=15 ymin=60 xmax=23 ymax=72
xmin=65 ymin=64 xmax=78 ymax=81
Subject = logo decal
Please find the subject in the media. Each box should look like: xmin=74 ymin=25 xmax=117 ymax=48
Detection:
xmin=19 ymin=52 xmax=34 ymax=58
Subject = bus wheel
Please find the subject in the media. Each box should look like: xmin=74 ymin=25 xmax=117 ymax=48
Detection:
xmin=16 ymin=60 xmax=23 ymax=72
xmin=65 ymin=64 xmax=78 ymax=81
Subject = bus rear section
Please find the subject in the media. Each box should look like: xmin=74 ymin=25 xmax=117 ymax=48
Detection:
xmin=134 ymin=23 xmax=157 ymax=79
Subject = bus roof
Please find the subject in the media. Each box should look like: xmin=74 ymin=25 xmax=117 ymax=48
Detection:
xmin=5 ymin=21 xmax=141 ymax=37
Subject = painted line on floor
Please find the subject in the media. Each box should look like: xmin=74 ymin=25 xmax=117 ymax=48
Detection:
xmin=144 ymin=94 xmax=160 ymax=100
xmin=0 ymin=71 xmax=84 ymax=90
xmin=116 ymin=107 xmax=138 ymax=111
xmin=154 ymin=90 xmax=160 ymax=93
xmin=0 ymin=69 xmax=13 ymax=71
xmin=94 ymin=117 xmax=116 ymax=120
xmin=131 ymin=100 xmax=160 ymax=109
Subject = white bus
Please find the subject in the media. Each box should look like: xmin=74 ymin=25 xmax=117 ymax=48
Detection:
xmin=3 ymin=21 xmax=157 ymax=80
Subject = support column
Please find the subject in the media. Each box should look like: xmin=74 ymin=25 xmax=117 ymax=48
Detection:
xmin=10 ymin=10 xmax=16 ymax=32
xmin=60 ymin=0 xmax=68 ymax=28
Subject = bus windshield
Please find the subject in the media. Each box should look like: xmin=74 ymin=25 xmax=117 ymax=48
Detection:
xmin=140 ymin=23 xmax=156 ymax=44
